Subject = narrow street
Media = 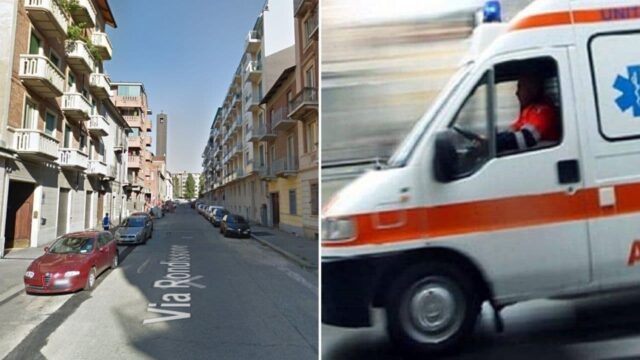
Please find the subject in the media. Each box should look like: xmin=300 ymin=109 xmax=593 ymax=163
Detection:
xmin=0 ymin=205 xmax=318 ymax=360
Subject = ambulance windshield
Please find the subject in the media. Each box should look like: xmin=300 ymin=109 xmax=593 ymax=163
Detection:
xmin=388 ymin=63 xmax=472 ymax=167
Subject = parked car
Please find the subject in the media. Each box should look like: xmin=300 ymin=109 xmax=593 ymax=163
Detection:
xmin=24 ymin=231 xmax=118 ymax=294
xmin=220 ymin=214 xmax=251 ymax=238
xmin=205 ymin=205 xmax=223 ymax=221
xmin=115 ymin=216 xmax=153 ymax=245
xmin=131 ymin=212 xmax=154 ymax=229
xmin=149 ymin=206 xmax=163 ymax=219
xmin=210 ymin=208 xmax=229 ymax=227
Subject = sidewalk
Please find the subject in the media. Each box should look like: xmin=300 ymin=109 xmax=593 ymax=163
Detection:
xmin=250 ymin=224 xmax=318 ymax=270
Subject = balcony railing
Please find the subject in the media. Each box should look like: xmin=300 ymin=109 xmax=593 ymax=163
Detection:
xmin=91 ymin=31 xmax=112 ymax=60
xmin=87 ymin=159 xmax=108 ymax=177
xmin=245 ymin=91 xmax=261 ymax=112
xmin=57 ymin=148 xmax=89 ymax=170
xmin=65 ymin=40 xmax=95 ymax=74
xmin=128 ymin=155 xmax=142 ymax=168
xmin=89 ymin=73 xmax=111 ymax=99
xmin=24 ymin=0 xmax=68 ymax=39
xmin=272 ymin=106 xmax=296 ymax=131
xmin=13 ymin=129 xmax=58 ymax=160
xmin=88 ymin=115 xmax=109 ymax=137
xmin=255 ymin=124 xmax=276 ymax=141
xmin=273 ymin=158 xmax=299 ymax=177
xmin=245 ymin=30 xmax=262 ymax=53
xmin=288 ymin=87 xmax=318 ymax=120
xmin=113 ymin=96 xmax=145 ymax=109
xmin=62 ymin=92 xmax=91 ymax=121
xmin=128 ymin=137 xmax=142 ymax=149
xmin=70 ymin=0 xmax=96 ymax=27
xmin=107 ymin=165 xmax=117 ymax=179
xmin=244 ymin=61 xmax=262 ymax=83
xmin=18 ymin=54 xmax=64 ymax=98
xmin=123 ymin=115 xmax=143 ymax=128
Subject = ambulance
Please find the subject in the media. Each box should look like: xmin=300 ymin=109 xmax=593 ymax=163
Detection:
xmin=322 ymin=0 xmax=640 ymax=355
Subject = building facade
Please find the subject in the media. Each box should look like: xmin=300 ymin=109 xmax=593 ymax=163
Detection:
xmin=174 ymin=171 xmax=200 ymax=199
xmin=202 ymin=0 xmax=318 ymax=239
xmin=0 ymin=0 xmax=133 ymax=257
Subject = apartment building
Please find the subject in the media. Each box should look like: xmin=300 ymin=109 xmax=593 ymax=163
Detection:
xmin=0 ymin=0 xmax=132 ymax=256
xmin=291 ymin=0 xmax=319 ymax=238
xmin=111 ymin=81 xmax=153 ymax=213
xmin=201 ymin=0 xmax=295 ymax=225
xmin=174 ymin=171 xmax=200 ymax=199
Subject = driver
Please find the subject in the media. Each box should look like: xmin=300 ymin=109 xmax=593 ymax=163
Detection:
xmin=496 ymin=74 xmax=559 ymax=152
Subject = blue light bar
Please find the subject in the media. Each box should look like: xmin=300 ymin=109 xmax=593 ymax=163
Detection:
xmin=483 ymin=0 xmax=502 ymax=23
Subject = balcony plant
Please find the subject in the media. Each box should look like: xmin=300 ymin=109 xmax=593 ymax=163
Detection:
xmin=66 ymin=22 xmax=102 ymax=62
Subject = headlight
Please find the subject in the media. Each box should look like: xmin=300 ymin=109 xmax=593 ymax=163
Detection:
xmin=322 ymin=218 xmax=356 ymax=241
xmin=64 ymin=271 xmax=80 ymax=277
xmin=25 ymin=271 xmax=35 ymax=279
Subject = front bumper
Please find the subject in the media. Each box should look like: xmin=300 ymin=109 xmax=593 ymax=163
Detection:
xmin=322 ymin=256 xmax=379 ymax=328
xmin=24 ymin=273 xmax=85 ymax=294
xmin=117 ymin=236 xmax=142 ymax=244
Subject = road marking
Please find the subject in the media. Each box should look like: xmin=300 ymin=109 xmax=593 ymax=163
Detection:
xmin=137 ymin=258 xmax=150 ymax=274
xmin=278 ymin=266 xmax=318 ymax=296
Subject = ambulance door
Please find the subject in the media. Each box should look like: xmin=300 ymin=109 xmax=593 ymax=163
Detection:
xmin=585 ymin=31 xmax=640 ymax=289
xmin=427 ymin=49 xmax=591 ymax=298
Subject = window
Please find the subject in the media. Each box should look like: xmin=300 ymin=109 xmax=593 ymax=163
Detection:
xmin=310 ymin=183 xmax=318 ymax=216
xmin=117 ymin=85 xmax=141 ymax=96
xmin=44 ymin=111 xmax=56 ymax=136
xmin=67 ymin=73 xmax=76 ymax=92
xmin=80 ymin=134 xmax=86 ymax=151
xmin=289 ymin=190 xmax=297 ymax=215
xmin=287 ymin=135 xmax=295 ymax=169
xmin=29 ymin=31 xmax=41 ymax=55
xmin=259 ymin=144 xmax=265 ymax=166
xmin=49 ymin=50 xmax=60 ymax=69
xmin=23 ymin=99 xmax=37 ymax=129
xmin=305 ymin=66 xmax=315 ymax=88
xmin=306 ymin=121 xmax=317 ymax=152
xmin=64 ymin=125 xmax=72 ymax=148
xmin=437 ymin=57 xmax=562 ymax=181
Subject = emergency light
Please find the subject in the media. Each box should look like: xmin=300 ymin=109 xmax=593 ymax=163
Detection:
xmin=483 ymin=0 xmax=502 ymax=23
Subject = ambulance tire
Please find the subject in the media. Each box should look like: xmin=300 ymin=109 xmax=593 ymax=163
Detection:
xmin=386 ymin=262 xmax=480 ymax=357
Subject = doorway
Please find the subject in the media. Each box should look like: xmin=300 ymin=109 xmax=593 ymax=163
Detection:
xmin=57 ymin=188 xmax=70 ymax=236
xmin=97 ymin=192 xmax=104 ymax=227
xmin=84 ymin=190 xmax=92 ymax=229
xmin=4 ymin=181 xmax=35 ymax=250
xmin=270 ymin=192 xmax=279 ymax=228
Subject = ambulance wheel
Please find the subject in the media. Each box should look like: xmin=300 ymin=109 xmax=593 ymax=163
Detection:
xmin=386 ymin=262 xmax=480 ymax=357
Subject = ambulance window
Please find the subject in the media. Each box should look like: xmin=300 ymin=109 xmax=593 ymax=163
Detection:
xmin=493 ymin=57 xmax=562 ymax=156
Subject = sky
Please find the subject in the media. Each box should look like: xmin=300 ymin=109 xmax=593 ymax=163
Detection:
xmin=105 ymin=0 xmax=267 ymax=174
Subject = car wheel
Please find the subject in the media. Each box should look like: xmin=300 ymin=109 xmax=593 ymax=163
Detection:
xmin=386 ymin=262 xmax=480 ymax=357
xmin=112 ymin=252 xmax=119 ymax=269
xmin=84 ymin=267 xmax=97 ymax=291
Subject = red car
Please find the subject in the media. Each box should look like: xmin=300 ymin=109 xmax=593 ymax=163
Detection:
xmin=23 ymin=231 xmax=119 ymax=294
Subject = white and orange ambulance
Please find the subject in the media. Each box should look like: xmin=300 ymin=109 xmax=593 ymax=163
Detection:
xmin=322 ymin=0 xmax=640 ymax=355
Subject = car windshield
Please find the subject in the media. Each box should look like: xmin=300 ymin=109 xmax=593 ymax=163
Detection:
xmin=216 ymin=210 xmax=228 ymax=217
xmin=124 ymin=217 xmax=145 ymax=227
xmin=49 ymin=237 xmax=94 ymax=254
xmin=232 ymin=216 xmax=247 ymax=224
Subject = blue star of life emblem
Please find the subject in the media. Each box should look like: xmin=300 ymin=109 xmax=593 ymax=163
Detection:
xmin=613 ymin=65 xmax=640 ymax=117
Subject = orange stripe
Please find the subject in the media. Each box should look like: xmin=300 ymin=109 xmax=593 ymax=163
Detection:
xmin=510 ymin=6 xmax=640 ymax=31
xmin=323 ymin=182 xmax=640 ymax=248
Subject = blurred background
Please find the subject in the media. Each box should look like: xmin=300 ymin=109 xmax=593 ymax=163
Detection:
xmin=321 ymin=0 xmax=534 ymax=205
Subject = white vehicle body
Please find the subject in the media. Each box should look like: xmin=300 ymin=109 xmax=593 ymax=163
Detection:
xmin=322 ymin=0 xmax=640 ymax=353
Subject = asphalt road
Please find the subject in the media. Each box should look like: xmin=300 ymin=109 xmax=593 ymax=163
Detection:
xmin=0 ymin=205 xmax=318 ymax=360
xmin=322 ymin=290 xmax=640 ymax=360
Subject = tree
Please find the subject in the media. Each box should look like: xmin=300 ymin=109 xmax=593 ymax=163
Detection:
xmin=198 ymin=174 xmax=205 ymax=196
xmin=185 ymin=174 xmax=196 ymax=199
xmin=172 ymin=176 xmax=181 ymax=198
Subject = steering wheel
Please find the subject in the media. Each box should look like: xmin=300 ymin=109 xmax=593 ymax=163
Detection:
xmin=452 ymin=125 xmax=485 ymax=142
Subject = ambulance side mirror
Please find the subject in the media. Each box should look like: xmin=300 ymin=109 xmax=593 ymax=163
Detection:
xmin=434 ymin=130 xmax=459 ymax=182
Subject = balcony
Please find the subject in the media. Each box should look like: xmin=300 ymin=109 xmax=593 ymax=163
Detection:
xmin=57 ymin=148 xmax=89 ymax=170
xmin=87 ymin=159 xmax=108 ymax=177
xmin=62 ymin=92 xmax=91 ymax=121
xmin=89 ymin=73 xmax=111 ymax=99
xmin=65 ymin=40 xmax=95 ymax=74
xmin=123 ymin=115 xmax=143 ymax=128
xmin=231 ymin=144 xmax=242 ymax=158
xmin=113 ymin=96 xmax=145 ymax=109
xmin=145 ymin=136 xmax=152 ymax=147
xmin=106 ymin=165 xmax=117 ymax=180
xmin=255 ymin=124 xmax=276 ymax=142
xmin=69 ymin=0 xmax=96 ymax=28
xmin=128 ymin=137 xmax=142 ymax=149
xmin=273 ymin=158 xmax=298 ymax=177
xmin=244 ymin=91 xmax=261 ymax=112
xmin=244 ymin=61 xmax=262 ymax=83
xmin=13 ymin=129 xmax=58 ymax=160
xmin=236 ymin=168 xmax=245 ymax=178
xmin=272 ymin=107 xmax=296 ymax=131
xmin=18 ymin=54 xmax=64 ymax=98
xmin=246 ymin=127 xmax=261 ymax=143
xmin=91 ymin=31 xmax=112 ymax=60
xmin=294 ymin=0 xmax=315 ymax=17
xmin=245 ymin=30 xmax=261 ymax=54
xmin=288 ymin=87 xmax=318 ymax=120
xmin=24 ymin=0 xmax=68 ymax=40
xmin=113 ymin=139 xmax=126 ymax=153
xmin=128 ymin=155 xmax=142 ymax=169
xmin=88 ymin=115 xmax=109 ymax=137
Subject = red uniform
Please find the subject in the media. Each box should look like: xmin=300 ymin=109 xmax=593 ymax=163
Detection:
xmin=509 ymin=101 xmax=559 ymax=143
